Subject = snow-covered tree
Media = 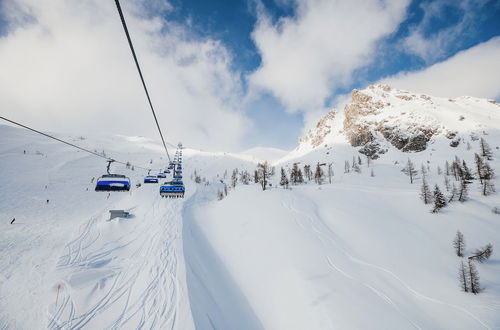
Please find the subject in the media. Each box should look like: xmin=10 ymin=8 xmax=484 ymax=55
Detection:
xmin=327 ymin=163 xmax=334 ymax=184
xmin=421 ymin=164 xmax=427 ymax=178
xmin=449 ymin=183 xmax=458 ymax=202
xmin=480 ymin=161 xmax=495 ymax=196
xmin=432 ymin=185 xmax=446 ymax=213
xmin=445 ymin=161 xmax=450 ymax=176
xmin=444 ymin=175 xmax=451 ymax=191
xmin=352 ymin=161 xmax=361 ymax=174
xmin=437 ymin=166 xmax=442 ymax=175
xmin=231 ymin=169 xmax=238 ymax=188
xmin=453 ymin=230 xmax=466 ymax=257
xmin=402 ymin=159 xmax=418 ymax=184
xmin=474 ymin=153 xmax=484 ymax=184
xmin=304 ymin=165 xmax=312 ymax=181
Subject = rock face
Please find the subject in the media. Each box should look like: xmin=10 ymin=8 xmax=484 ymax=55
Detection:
xmin=342 ymin=85 xmax=441 ymax=157
xmin=299 ymin=111 xmax=336 ymax=148
xmin=295 ymin=84 xmax=500 ymax=159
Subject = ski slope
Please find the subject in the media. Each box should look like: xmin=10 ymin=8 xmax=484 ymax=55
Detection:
xmin=1 ymin=121 xmax=500 ymax=329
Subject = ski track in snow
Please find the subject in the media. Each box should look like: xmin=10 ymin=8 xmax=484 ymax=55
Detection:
xmin=282 ymin=192 xmax=491 ymax=330
xmin=47 ymin=189 xmax=185 ymax=330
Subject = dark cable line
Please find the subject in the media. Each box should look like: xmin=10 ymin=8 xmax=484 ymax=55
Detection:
xmin=0 ymin=116 xmax=160 ymax=172
xmin=114 ymin=0 xmax=172 ymax=163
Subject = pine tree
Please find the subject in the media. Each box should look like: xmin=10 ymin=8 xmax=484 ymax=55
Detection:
xmin=470 ymin=244 xmax=493 ymax=263
xmin=297 ymin=168 xmax=304 ymax=184
xmin=480 ymin=138 xmax=493 ymax=160
xmin=402 ymin=158 xmax=418 ymax=184
xmin=280 ymin=167 xmax=289 ymax=189
xmin=432 ymin=185 xmax=447 ymax=213
xmin=290 ymin=163 xmax=299 ymax=184
xmin=231 ymin=169 xmax=238 ymax=188
xmin=458 ymin=178 xmax=469 ymax=202
xmin=254 ymin=170 xmax=259 ymax=184
xmin=467 ymin=259 xmax=481 ymax=294
xmin=420 ymin=179 xmax=432 ymax=204
xmin=459 ymin=261 xmax=469 ymax=292
xmin=314 ymin=163 xmax=325 ymax=184
xmin=461 ymin=160 xmax=474 ymax=181
xmin=453 ymin=230 xmax=466 ymax=257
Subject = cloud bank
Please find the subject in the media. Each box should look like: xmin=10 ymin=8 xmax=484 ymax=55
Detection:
xmin=249 ymin=0 xmax=410 ymax=113
xmin=0 ymin=0 xmax=248 ymax=151
xmin=383 ymin=36 xmax=500 ymax=100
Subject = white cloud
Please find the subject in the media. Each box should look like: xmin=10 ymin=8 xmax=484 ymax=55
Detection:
xmin=382 ymin=36 xmax=500 ymax=99
xmin=402 ymin=0 xmax=491 ymax=63
xmin=0 ymin=0 xmax=249 ymax=151
xmin=249 ymin=0 xmax=410 ymax=113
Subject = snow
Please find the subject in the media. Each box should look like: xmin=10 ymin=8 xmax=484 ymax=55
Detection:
xmin=1 ymin=83 xmax=500 ymax=330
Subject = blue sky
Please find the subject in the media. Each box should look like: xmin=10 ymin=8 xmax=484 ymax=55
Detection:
xmin=0 ymin=0 xmax=499 ymax=151
xmin=163 ymin=0 xmax=500 ymax=149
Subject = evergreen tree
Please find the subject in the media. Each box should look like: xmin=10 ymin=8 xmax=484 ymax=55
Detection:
xmin=462 ymin=160 xmax=474 ymax=181
xmin=314 ymin=163 xmax=325 ymax=184
xmin=432 ymin=185 xmax=447 ymax=213
xmin=467 ymin=259 xmax=481 ymax=294
xmin=304 ymin=165 xmax=312 ymax=181
xmin=480 ymin=138 xmax=493 ymax=160
xmin=458 ymin=178 xmax=469 ymax=202
xmin=280 ymin=167 xmax=289 ymax=189
xmin=453 ymin=230 xmax=466 ymax=257
xmin=402 ymin=159 xmax=418 ymax=184
xmin=470 ymin=244 xmax=493 ymax=263
xmin=459 ymin=261 xmax=469 ymax=292
xmin=420 ymin=179 xmax=432 ymax=204
xmin=254 ymin=170 xmax=260 ymax=184
xmin=297 ymin=169 xmax=304 ymax=183
xmin=231 ymin=169 xmax=238 ymax=188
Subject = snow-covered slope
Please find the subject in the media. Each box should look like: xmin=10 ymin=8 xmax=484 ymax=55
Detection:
xmin=1 ymin=81 xmax=500 ymax=330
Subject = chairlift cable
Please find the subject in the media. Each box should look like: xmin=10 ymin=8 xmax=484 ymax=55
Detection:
xmin=0 ymin=115 xmax=158 ymax=172
xmin=114 ymin=0 xmax=172 ymax=163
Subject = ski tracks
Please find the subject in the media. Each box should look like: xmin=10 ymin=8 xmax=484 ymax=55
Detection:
xmin=48 ymin=191 xmax=185 ymax=329
xmin=282 ymin=192 xmax=491 ymax=330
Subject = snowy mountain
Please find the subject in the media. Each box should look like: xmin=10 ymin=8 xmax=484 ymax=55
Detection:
xmin=293 ymin=84 xmax=500 ymax=160
xmin=1 ymin=83 xmax=500 ymax=329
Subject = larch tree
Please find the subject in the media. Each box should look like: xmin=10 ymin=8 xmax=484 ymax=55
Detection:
xmin=420 ymin=178 xmax=432 ymax=204
xmin=470 ymin=244 xmax=493 ymax=263
xmin=453 ymin=230 xmax=466 ymax=257
xmin=459 ymin=261 xmax=469 ymax=292
xmin=257 ymin=161 xmax=273 ymax=191
xmin=474 ymin=153 xmax=484 ymax=184
xmin=402 ymin=158 xmax=418 ymax=184
xmin=467 ymin=259 xmax=481 ymax=294
xmin=280 ymin=167 xmax=289 ymax=189
xmin=480 ymin=161 xmax=495 ymax=196
xmin=480 ymin=138 xmax=493 ymax=160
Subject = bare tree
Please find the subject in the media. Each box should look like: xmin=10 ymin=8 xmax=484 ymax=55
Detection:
xmin=467 ymin=259 xmax=481 ymax=294
xmin=402 ymin=159 xmax=418 ymax=184
xmin=470 ymin=244 xmax=493 ymax=263
xmin=257 ymin=161 xmax=273 ymax=191
xmin=280 ymin=167 xmax=289 ymax=189
xmin=453 ymin=230 xmax=466 ymax=257
xmin=420 ymin=178 xmax=432 ymax=204
xmin=459 ymin=261 xmax=469 ymax=292
xmin=480 ymin=138 xmax=493 ymax=160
